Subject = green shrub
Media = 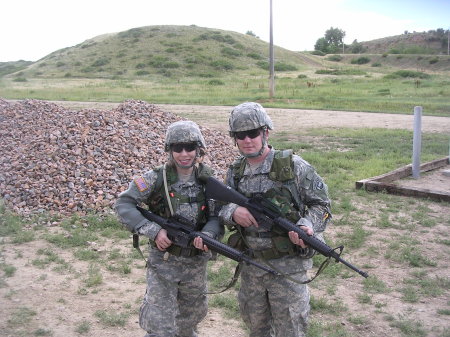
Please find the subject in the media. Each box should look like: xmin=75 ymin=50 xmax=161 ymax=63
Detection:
xmin=311 ymin=50 xmax=325 ymax=56
xmin=275 ymin=63 xmax=297 ymax=71
xmin=315 ymin=69 xmax=366 ymax=75
xmin=326 ymin=55 xmax=343 ymax=62
xmin=208 ymin=79 xmax=225 ymax=86
xmin=221 ymin=47 xmax=242 ymax=57
xmin=162 ymin=61 xmax=179 ymax=69
xmin=197 ymin=72 xmax=215 ymax=78
xmin=247 ymin=52 xmax=263 ymax=60
xmin=91 ymin=57 xmax=110 ymax=67
xmin=429 ymin=57 xmax=439 ymax=64
xmin=135 ymin=70 xmax=150 ymax=76
xmin=384 ymin=70 xmax=431 ymax=79
xmin=256 ymin=61 xmax=269 ymax=70
xmin=210 ymin=60 xmax=233 ymax=71
xmin=351 ymin=56 xmax=371 ymax=64
xmin=377 ymin=88 xmax=391 ymax=96
xmin=148 ymin=56 xmax=169 ymax=68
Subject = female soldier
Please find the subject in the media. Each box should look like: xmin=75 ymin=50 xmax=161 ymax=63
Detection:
xmin=116 ymin=120 xmax=221 ymax=337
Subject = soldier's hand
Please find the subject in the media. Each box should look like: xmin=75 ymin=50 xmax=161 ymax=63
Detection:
xmin=155 ymin=229 xmax=172 ymax=251
xmin=288 ymin=226 xmax=313 ymax=248
xmin=232 ymin=206 xmax=258 ymax=228
xmin=193 ymin=236 xmax=209 ymax=252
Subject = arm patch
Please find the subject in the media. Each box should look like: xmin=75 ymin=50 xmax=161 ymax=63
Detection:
xmin=134 ymin=176 xmax=149 ymax=192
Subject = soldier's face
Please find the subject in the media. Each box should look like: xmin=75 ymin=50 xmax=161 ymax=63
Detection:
xmin=235 ymin=129 xmax=263 ymax=155
xmin=171 ymin=144 xmax=197 ymax=167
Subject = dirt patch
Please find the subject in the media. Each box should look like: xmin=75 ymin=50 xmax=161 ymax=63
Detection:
xmin=396 ymin=164 xmax=450 ymax=193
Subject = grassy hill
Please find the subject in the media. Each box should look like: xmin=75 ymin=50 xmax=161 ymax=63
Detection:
xmin=361 ymin=29 xmax=449 ymax=55
xmin=12 ymin=25 xmax=319 ymax=80
xmin=3 ymin=26 xmax=450 ymax=80
xmin=0 ymin=60 xmax=33 ymax=77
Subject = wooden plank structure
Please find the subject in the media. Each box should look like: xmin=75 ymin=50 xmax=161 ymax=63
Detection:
xmin=355 ymin=157 xmax=450 ymax=202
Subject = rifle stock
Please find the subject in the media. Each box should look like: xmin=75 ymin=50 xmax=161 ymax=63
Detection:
xmin=205 ymin=177 xmax=369 ymax=279
xmin=136 ymin=205 xmax=277 ymax=275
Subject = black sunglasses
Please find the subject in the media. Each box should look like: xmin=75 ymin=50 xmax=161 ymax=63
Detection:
xmin=234 ymin=128 xmax=261 ymax=140
xmin=171 ymin=143 xmax=197 ymax=153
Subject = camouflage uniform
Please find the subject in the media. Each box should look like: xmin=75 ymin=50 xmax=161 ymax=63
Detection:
xmin=116 ymin=121 xmax=221 ymax=337
xmin=219 ymin=103 xmax=332 ymax=337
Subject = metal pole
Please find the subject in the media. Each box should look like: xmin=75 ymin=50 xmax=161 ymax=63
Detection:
xmin=269 ymin=0 xmax=275 ymax=98
xmin=412 ymin=106 xmax=422 ymax=179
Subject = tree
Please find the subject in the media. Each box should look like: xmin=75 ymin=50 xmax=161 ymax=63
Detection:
xmin=325 ymin=27 xmax=346 ymax=47
xmin=314 ymin=38 xmax=328 ymax=53
xmin=314 ymin=27 xmax=346 ymax=54
xmin=246 ymin=30 xmax=259 ymax=38
xmin=350 ymin=39 xmax=365 ymax=54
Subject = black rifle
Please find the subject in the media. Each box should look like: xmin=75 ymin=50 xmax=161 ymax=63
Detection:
xmin=136 ymin=205 xmax=277 ymax=275
xmin=205 ymin=177 xmax=369 ymax=278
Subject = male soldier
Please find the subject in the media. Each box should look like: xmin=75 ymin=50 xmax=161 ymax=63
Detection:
xmin=115 ymin=120 xmax=222 ymax=337
xmin=219 ymin=102 xmax=332 ymax=337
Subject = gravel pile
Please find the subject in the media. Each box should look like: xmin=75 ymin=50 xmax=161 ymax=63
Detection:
xmin=0 ymin=99 xmax=237 ymax=216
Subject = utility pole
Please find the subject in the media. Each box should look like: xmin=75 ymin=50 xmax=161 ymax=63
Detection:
xmin=269 ymin=0 xmax=275 ymax=98
xmin=448 ymin=28 xmax=449 ymax=55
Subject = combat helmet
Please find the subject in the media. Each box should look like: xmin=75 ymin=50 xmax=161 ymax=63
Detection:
xmin=164 ymin=120 xmax=206 ymax=152
xmin=229 ymin=102 xmax=274 ymax=136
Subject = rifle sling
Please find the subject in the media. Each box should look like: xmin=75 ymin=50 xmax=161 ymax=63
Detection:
xmin=205 ymin=262 xmax=243 ymax=295
xmin=133 ymin=234 xmax=148 ymax=267
xmin=261 ymin=255 xmax=332 ymax=284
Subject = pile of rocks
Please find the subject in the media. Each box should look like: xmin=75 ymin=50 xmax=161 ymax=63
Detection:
xmin=0 ymin=99 xmax=237 ymax=216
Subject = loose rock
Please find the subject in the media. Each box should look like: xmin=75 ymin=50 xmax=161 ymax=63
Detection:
xmin=0 ymin=99 xmax=237 ymax=216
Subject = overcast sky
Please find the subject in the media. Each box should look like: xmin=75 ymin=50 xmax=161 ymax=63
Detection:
xmin=1 ymin=0 xmax=449 ymax=62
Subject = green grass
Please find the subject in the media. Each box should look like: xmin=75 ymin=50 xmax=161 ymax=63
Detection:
xmin=2 ymin=73 xmax=449 ymax=115
xmin=94 ymin=309 xmax=129 ymax=327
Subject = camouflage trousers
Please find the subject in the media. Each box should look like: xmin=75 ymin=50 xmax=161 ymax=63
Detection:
xmin=139 ymin=249 xmax=209 ymax=337
xmin=238 ymin=265 xmax=310 ymax=337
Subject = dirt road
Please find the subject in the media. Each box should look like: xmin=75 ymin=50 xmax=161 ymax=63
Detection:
xmin=37 ymin=100 xmax=450 ymax=134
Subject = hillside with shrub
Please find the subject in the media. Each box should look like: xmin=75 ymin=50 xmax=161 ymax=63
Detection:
xmin=5 ymin=26 xmax=450 ymax=81
xmin=10 ymin=25 xmax=316 ymax=80
xmin=360 ymin=29 xmax=449 ymax=55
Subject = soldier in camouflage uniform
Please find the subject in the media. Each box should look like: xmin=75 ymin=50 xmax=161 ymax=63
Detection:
xmin=115 ymin=120 xmax=222 ymax=337
xmin=219 ymin=102 xmax=332 ymax=337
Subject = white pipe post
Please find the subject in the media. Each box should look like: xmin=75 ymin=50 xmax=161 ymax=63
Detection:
xmin=412 ymin=106 xmax=422 ymax=179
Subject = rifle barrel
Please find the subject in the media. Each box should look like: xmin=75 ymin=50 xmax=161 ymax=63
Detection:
xmin=205 ymin=177 xmax=369 ymax=279
xmin=136 ymin=205 xmax=277 ymax=275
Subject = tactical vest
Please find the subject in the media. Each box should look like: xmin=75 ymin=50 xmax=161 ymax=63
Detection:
xmin=230 ymin=150 xmax=307 ymax=258
xmin=232 ymin=149 xmax=304 ymax=221
xmin=146 ymin=163 xmax=213 ymax=228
